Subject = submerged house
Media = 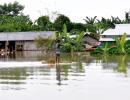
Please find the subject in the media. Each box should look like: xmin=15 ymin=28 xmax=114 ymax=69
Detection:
xmin=0 ymin=31 xmax=56 ymax=52
xmin=69 ymin=33 xmax=100 ymax=50
xmin=83 ymin=33 xmax=100 ymax=46
xmin=100 ymin=24 xmax=130 ymax=43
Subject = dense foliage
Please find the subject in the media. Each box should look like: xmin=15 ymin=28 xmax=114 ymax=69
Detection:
xmin=91 ymin=33 xmax=130 ymax=55
xmin=0 ymin=1 xmax=24 ymax=16
xmin=0 ymin=1 xmax=130 ymax=33
xmin=56 ymin=24 xmax=85 ymax=53
xmin=54 ymin=14 xmax=72 ymax=32
xmin=35 ymin=24 xmax=85 ymax=53
xmin=0 ymin=15 xmax=32 ymax=32
xmin=35 ymin=16 xmax=54 ymax=31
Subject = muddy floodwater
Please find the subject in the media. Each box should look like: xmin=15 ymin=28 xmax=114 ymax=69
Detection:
xmin=0 ymin=51 xmax=130 ymax=100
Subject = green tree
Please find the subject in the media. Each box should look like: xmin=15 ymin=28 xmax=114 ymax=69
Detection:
xmin=84 ymin=16 xmax=117 ymax=40
xmin=0 ymin=15 xmax=33 ymax=32
xmin=0 ymin=15 xmax=18 ymax=32
xmin=99 ymin=17 xmax=115 ymax=29
xmin=84 ymin=16 xmax=112 ymax=35
xmin=54 ymin=14 xmax=72 ymax=31
xmin=14 ymin=15 xmax=33 ymax=31
xmin=0 ymin=1 xmax=24 ymax=16
xmin=70 ymin=23 xmax=86 ymax=34
xmin=35 ymin=16 xmax=53 ymax=31
xmin=0 ymin=2 xmax=33 ymax=32
xmin=84 ymin=16 xmax=97 ymax=25
xmin=124 ymin=12 xmax=130 ymax=23
xmin=84 ymin=16 xmax=100 ymax=39
xmin=111 ymin=16 xmax=122 ymax=24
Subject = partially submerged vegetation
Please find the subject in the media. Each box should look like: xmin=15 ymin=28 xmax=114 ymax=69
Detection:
xmin=56 ymin=24 xmax=85 ymax=53
xmin=35 ymin=36 xmax=55 ymax=52
xmin=91 ymin=32 xmax=130 ymax=55
xmin=35 ymin=24 xmax=85 ymax=53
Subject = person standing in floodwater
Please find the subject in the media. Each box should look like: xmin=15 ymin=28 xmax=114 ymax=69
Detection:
xmin=55 ymin=39 xmax=61 ymax=85
xmin=55 ymin=40 xmax=61 ymax=63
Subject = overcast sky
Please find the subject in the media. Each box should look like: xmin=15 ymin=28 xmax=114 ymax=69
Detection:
xmin=0 ymin=0 xmax=130 ymax=23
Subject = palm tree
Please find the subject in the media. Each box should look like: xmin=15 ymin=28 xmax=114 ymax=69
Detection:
xmin=84 ymin=16 xmax=97 ymax=25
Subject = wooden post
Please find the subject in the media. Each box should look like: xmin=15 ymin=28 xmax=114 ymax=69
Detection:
xmin=5 ymin=41 xmax=9 ymax=54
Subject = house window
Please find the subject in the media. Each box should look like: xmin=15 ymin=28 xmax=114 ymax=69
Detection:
xmin=102 ymin=35 xmax=106 ymax=38
xmin=16 ymin=45 xmax=23 ymax=51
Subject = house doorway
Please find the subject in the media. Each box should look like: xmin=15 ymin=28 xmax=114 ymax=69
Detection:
xmin=8 ymin=41 xmax=15 ymax=52
xmin=0 ymin=42 xmax=5 ymax=50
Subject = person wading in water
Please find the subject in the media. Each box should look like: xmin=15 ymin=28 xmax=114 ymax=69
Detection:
xmin=55 ymin=39 xmax=61 ymax=64
xmin=55 ymin=39 xmax=61 ymax=85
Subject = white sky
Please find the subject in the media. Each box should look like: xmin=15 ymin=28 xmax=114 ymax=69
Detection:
xmin=0 ymin=0 xmax=130 ymax=23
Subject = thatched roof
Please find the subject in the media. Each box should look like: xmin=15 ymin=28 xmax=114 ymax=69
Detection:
xmin=83 ymin=34 xmax=100 ymax=46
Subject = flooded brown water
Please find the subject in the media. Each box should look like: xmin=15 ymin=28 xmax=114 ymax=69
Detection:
xmin=0 ymin=51 xmax=130 ymax=100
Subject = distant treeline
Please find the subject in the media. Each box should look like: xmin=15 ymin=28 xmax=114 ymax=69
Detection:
xmin=0 ymin=1 xmax=130 ymax=34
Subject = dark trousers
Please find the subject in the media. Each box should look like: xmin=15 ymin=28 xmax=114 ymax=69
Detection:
xmin=56 ymin=54 xmax=60 ymax=63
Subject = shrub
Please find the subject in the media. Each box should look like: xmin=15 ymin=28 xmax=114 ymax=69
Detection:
xmin=124 ymin=40 xmax=130 ymax=54
xmin=90 ymin=48 xmax=103 ymax=55
xmin=108 ymin=47 xmax=119 ymax=54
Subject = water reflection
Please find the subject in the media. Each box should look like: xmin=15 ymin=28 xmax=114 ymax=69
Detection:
xmin=0 ymin=52 xmax=86 ymax=90
xmin=117 ymin=55 xmax=127 ymax=74
xmin=0 ymin=67 xmax=28 ymax=90
xmin=0 ymin=68 xmax=28 ymax=81
xmin=56 ymin=64 xmax=61 ymax=85
xmin=0 ymin=51 xmax=44 ymax=61
xmin=62 ymin=65 xmax=69 ymax=80
xmin=100 ymin=55 xmax=129 ymax=76
xmin=0 ymin=52 xmax=130 ymax=100
xmin=0 ymin=51 xmax=130 ymax=91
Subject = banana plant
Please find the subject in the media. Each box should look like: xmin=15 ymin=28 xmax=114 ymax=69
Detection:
xmin=56 ymin=24 xmax=85 ymax=53
xmin=75 ymin=31 xmax=85 ymax=51
xmin=102 ymin=42 xmax=109 ymax=54
xmin=56 ymin=24 xmax=70 ymax=43
xmin=115 ymin=32 xmax=126 ymax=54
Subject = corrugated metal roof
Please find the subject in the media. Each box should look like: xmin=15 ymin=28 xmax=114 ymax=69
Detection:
xmin=100 ymin=37 xmax=130 ymax=41
xmin=101 ymin=24 xmax=130 ymax=35
xmin=0 ymin=31 xmax=56 ymax=41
